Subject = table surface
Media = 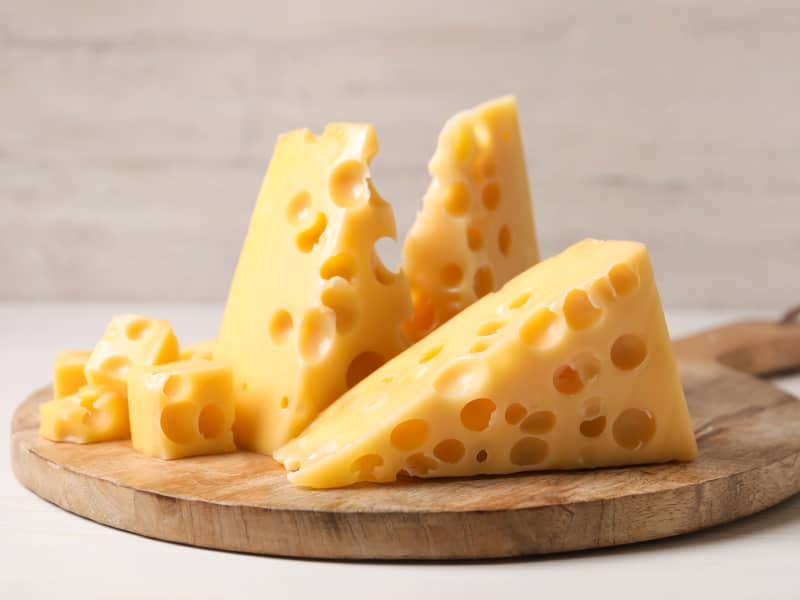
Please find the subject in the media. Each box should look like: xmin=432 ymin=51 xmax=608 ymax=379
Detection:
xmin=1 ymin=304 xmax=798 ymax=599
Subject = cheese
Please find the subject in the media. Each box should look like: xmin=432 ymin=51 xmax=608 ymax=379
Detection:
xmin=39 ymin=386 xmax=129 ymax=443
xmin=215 ymin=124 xmax=412 ymax=454
xmin=180 ymin=339 xmax=215 ymax=361
xmin=128 ymin=360 xmax=236 ymax=459
xmin=85 ymin=314 xmax=180 ymax=398
xmin=53 ymin=350 xmax=91 ymax=398
xmin=275 ymin=239 xmax=697 ymax=488
xmin=402 ymin=96 xmax=539 ymax=341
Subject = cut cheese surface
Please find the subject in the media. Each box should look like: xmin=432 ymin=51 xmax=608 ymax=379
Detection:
xmin=215 ymin=124 xmax=412 ymax=454
xmin=39 ymin=386 xmax=129 ymax=444
xmin=85 ymin=314 xmax=179 ymax=398
xmin=128 ymin=360 xmax=236 ymax=459
xmin=275 ymin=239 xmax=697 ymax=488
xmin=402 ymin=96 xmax=539 ymax=341
xmin=180 ymin=339 xmax=215 ymax=361
xmin=53 ymin=350 xmax=91 ymax=398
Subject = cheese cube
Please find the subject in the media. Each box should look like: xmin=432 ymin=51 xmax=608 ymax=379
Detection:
xmin=85 ymin=314 xmax=179 ymax=398
xmin=180 ymin=339 xmax=215 ymax=361
xmin=215 ymin=124 xmax=412 ymax=454
xmin=53 ymin=350 xmax=91 ymax=398
xmin=39 ymin=386 xmax=130 ymax=443
xmin=402 ymin=96 xmax=539 ymax=341
xmin=275 ymin=239 xmax=697 ymax=488
xmin=128 ymin=360 xmax=236 ymax=459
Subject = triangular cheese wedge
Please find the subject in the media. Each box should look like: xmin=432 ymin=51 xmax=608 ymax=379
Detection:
xmin=275 ymin=239 xmax=697 ymax=488
xmin=402 ymin=96 xmax=539 ymax=341
xmin=215 ymin=124 xmax=412 ymax=454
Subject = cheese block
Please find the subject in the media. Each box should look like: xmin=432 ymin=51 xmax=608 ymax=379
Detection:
xmin=128 ymin=360 xmax=236 ymax=459
xmin=275 ymin=239 xmax=697 ymax=488
xmin=39 ymin=386 xmax=130 ymax=443
xmin=53 ymin=350 xmax=91 ymax=398
xmin=180 ymin=339 xmax=215 ymax=361
xmin=215 ymin=124 xmax=412 ymax=454
xmin=402 ymin=96 xmax=539 ymax=341
xmin=85 ymin=314 xmax=180 ymax=398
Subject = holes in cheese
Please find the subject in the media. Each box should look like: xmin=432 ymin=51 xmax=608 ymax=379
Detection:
xmin=473 ymin=266 xmax=494 ymax=299
xmin=298 ymin=308 xmax=336 ymax=363
xmin=329 ymin=159 xmax=369 ymax=208
xmin=609 ymin=263 xmax=639 ymax=296
xmin=563 ymin=289 xmax=601 ymax=330
xmin=269 ymin=310 xmax=294 ymax=344
xmin=346 ymin=351 xmax=385 ymax=389
xmin=287 ymin=190 xmax=312 ymax=225
xmin=296 ymin=212 xmax=328 ymax=253
xmin=351 ymin=454 xmax=383 ymax=479
xmin=274 ymin=239 xmax=697 ymax=489
xmin=125 ymin=319 xmax=151 ymax=341
xmin=440 ymin=263 xmax=463 ymax=288
xmin=481 ymin=183 xmax=501 ymax=210
xmin=498 ymin=225 xmax=511 ymax=256
xmin=419 ymin=345 xmax=444 ymax=364
xmin=610 ymin=334 xmax=648 ymax=370
xmin=466 ymin=225 xmax=483 ymax=251
xmin=321 ymin=281 xmax=359 ymax=334
xmin=476 ymin=319 xmax=507 ymax=336
xmin=320 ymin=253 xmax=357 ymax=282
xmin=39 ymin=386 xmax=130 ymax=444
xmin=443 ymin=182 xmax=471 ymax=216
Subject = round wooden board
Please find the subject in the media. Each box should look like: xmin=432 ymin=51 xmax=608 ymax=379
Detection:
xmin=10 ymin=362 xmax=800 ymax=560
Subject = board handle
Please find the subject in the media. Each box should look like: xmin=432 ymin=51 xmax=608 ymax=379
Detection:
xmin=672 ymin=305 xmax=800 ymax=376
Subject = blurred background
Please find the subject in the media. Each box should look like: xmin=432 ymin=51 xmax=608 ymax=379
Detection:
xmin=2 ymin=0 xmax=798 ymax=308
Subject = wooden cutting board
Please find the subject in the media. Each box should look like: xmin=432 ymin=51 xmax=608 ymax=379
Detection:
xmin=10 ymin=314 xmax=800 ymax=560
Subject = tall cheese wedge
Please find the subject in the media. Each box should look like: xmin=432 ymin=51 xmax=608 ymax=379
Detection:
xmin=275 ymin=239 xmax=697 ymax=488
xmin=402 ymin=96 xmax=539 ymax=341
xmin=215 ymin=124 xmax=412 ymax=454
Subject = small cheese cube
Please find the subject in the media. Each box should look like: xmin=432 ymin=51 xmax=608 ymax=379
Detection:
xmin=53 ymin=350 xmax=91 ymax=398
xmin=128 ymin=360 xmax=236 ymax=459
xmin=39 ymin=386 xmax=130 ymax=443
xmin=85 ymin=314 xmax=179 ymax=398
xmin=179 ymin=339 xmax=215 ymax=361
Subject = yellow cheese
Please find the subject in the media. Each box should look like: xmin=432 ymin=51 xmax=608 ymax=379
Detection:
xmin=180 ymin=339 xmax=215 ymax=361
xmin=85 ymin=314 xmax=180 ymax=398
xmin=39 ymin=386 xmax=129 ymax=443
xmin=128 ymin=360 xmax=236 ymax=459
xmin=402 ymin=96 xmax=539 ymax=341
xmin=215 ymin=124 xmax=412 ymax=454
xmin=275 ymin=239 xmax=697 ymax=488
xmin=53 ymin=350 xmax=91 ymax=398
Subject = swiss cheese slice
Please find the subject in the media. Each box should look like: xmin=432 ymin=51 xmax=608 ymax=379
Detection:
xmin=402 ymin=96 xmax=539 ymax=341
xmin=215 ymin=124 xmax=412 ymax=454
xmin=275 ymin=239 xmax=697 ymax=488
xmin=39 ymin=386 xmax=130 ymax=444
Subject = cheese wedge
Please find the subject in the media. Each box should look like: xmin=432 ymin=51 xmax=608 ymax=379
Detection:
xmin=180 ymin=339 xmax=215 ymax=361
xmin=53 ymin=350 xmax=91 ymax=398
xmin=215 ymin=124 xmax=412 ymax=454
xmin=39 ymin=386 xmax=130 ymax=443
xmin=402 ymin=96 xmax=539 ymax=341
xmin=275 ymin=239 xmax=697 ymax=488
xmin=128 ymin=360 xmax=236 ymax=459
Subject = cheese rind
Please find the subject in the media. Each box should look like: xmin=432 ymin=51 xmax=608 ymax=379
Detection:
xmin=180 ymin=339 xmax=216 ymax=361
xmin=39 ymin=386 xmax=129 ymax=443
xmin=402 ymin=96 xmax=539 ymax=340
xmin=53 ymin=350 xmax=91 ymax=398
xmin=275 ymin=239 xmax=697 ymax=488
xmin=215 ymin=124 xmax=412 ymax=454
xmin=128 ymin=360 xmax=236 ymax=459
xmin=85 ymin=314 xmax=180 ymax=398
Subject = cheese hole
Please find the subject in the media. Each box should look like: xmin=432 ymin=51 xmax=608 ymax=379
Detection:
xmin=390 ymin=419 xmax=429 ymax=451
xmin=443 ymin=182 xmax=471 ymax=216
xmin=351 ymin=454 xmax=383 ymax=480
xmin=296 ymin=212 xmax=327 ymax=253
xmin=440 ymin=263 xmax=463 ymax=288
xmin=321 ymin=284 xmax=359 ymax=334
xmin=329 ymin=159 xmax=369 ymax=208
xmin=553 ymin=353 xmax=600 ymax=395
xmin=469 ymin=340 xmax=490 ymax=353
xmin=433 ymin=439 xmax=465 ymax=464
xmin=580 ymin=416 xmax=607 ymax=438
xmin=372 ymin=236 xmax=401 ymax=285
xmin=473 ymin=266 xmax=494 ymax=298
xmin=298 ymin=308 xmax=336 ymax=363
xmin=505 ymin=403 xmax=528 ymax=425
xmin=287 ymin=190 xmax=312 ymax=225
xmin=269 ymin=309 xmax=294 ymax=344
xmin=564 ymin=289 xmax=601 ymax=330
xmin=472 ymin=152 xmax=495 ymax=180
xmin=460 ymin=397 xmax=496 ymax=431
xmin=346 ymin=351 xmax=384 ymax=389
xmin=407 ymin=294 xmax=436 ymax=338
xmin=466 ymin=226 xmax=483 ymax=251
xmin=520 ymin=411 xmax=556 ymax=434
xmin=160 ymin=402 xmax=195 ymax=444
xmin=583 ymin=396 xmax=604 ymax=419
xmin=477 ymin=319 xmax=507 ymax=336
xmin=320 ymin=253 xmax=356 ymax=282
xmin=419 ymin=345 xmax=443 ymax=364
xmin=125 ymin=318 xmax=151 ymax=341
xmin=519 ymin=308 xmax=558 ymax=347
xmin=476 ymin=449 xmax=488 ymax=463
xmin=611 ymin=334 xmax=648 ymax=370
xmin=510 ymin=437 xmax=549 ymax=466
xmin=198 ymin=404 xmax=226 ymax=439
xmin=284 ymin=458 xmax=301 ymax=472
xmin=162 ymin=374 xmax=188 ymax=399
xmin=405 ymin=453 xmax=438 ymax=476
xmin=481 ymin=182 xmax=500 ymax=210
xmin=498 ymin=225 xmax=511 ymax=256
xmin=509 ymin=291 xmax=532 ymax=309
xmin=613 ymin=408 xmax=656 ymax=450
xmin=279 ymin=396 xmax=289 ymax=409
xmin=433 ymin=357 xmax=488 ymax=399
xmin=609 ymin=264 xmax=639 ymax=296
xmin=100 ymin=355 xmax=131 ymax=379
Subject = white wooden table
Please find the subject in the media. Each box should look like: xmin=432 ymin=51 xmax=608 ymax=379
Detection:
xmin=2 ymin=304 xmax=798 ymax=599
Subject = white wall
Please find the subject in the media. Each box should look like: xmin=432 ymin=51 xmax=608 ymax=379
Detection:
xmin=2 ymin=0 xmax=799 ymax=307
